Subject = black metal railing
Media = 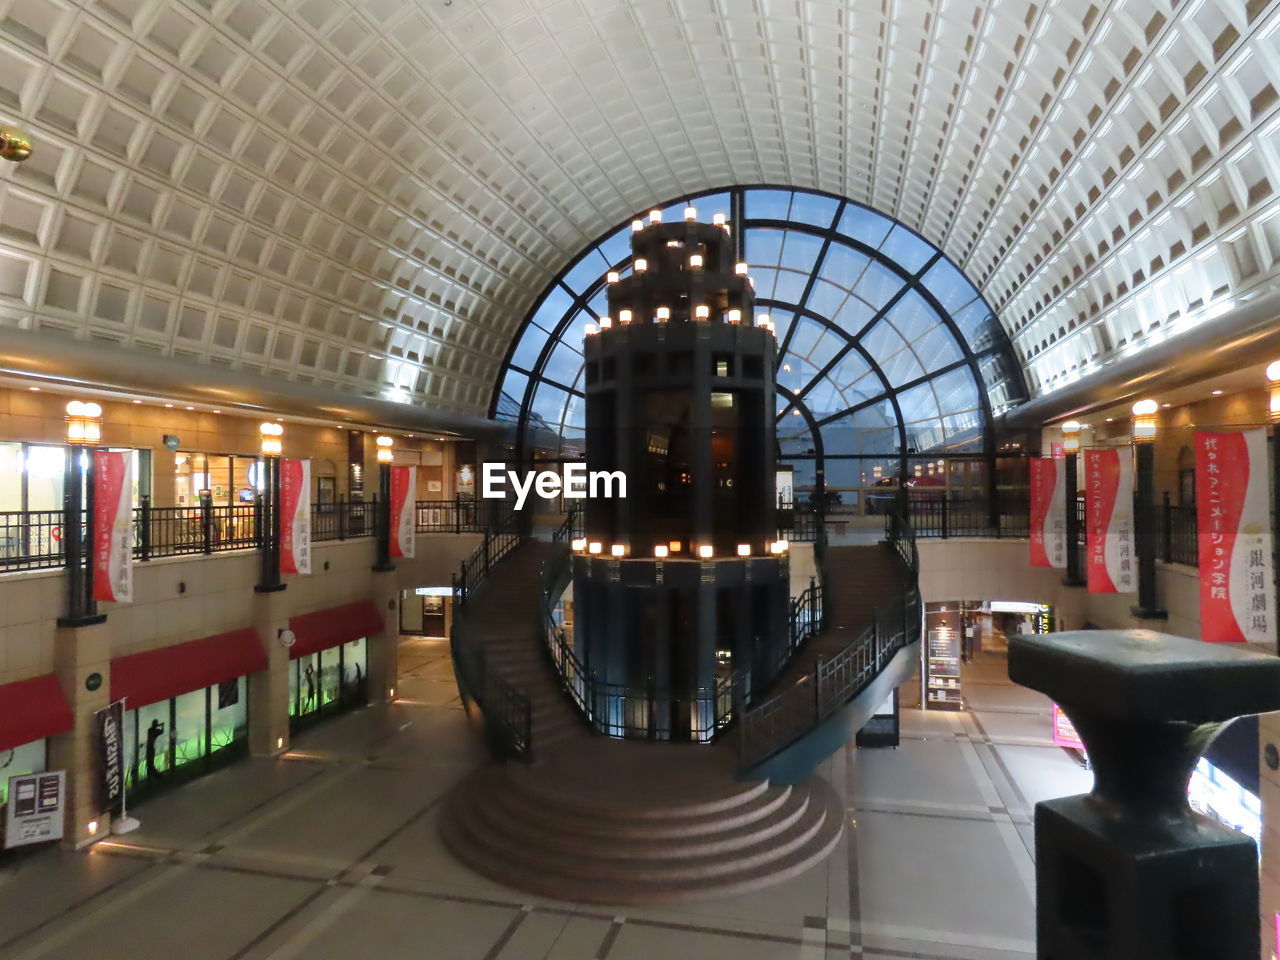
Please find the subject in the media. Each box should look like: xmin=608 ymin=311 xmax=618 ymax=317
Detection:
xmin=449 ymin=509 xmax=532 ymax=759
xmin=0 ymin=496 xmax=493 ymax=573
xmin=738 ymin=497 xmax=922 ymax=772
xmin=906 ymin=493 xmax=1030 ymax=538
xmin=0 ymin=509 xmax=68 ymax=571
xmin=538 ymin=541 xmax=750 ymax=743
xmin=1157 ymin=494 xmax=1198 ymax=566
xmin=780 ymin=505 xmax=824 ymax=542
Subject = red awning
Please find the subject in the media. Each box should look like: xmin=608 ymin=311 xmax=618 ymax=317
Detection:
xmin=289 ymin=601 xmax=384 ymax=660
xmin=111 ymin=627 xmax=267 ymax=708
xmin=0 ymin=674 xmax=74 ymax=752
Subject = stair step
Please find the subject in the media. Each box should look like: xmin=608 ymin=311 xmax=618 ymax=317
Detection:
xmin=439 ymin=775 xmax=845 ymax=905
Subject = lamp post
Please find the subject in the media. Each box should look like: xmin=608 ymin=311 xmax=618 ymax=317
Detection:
xmin=372 ymin=435 xmax=395 ymax=572
xmin=1130 ymin=399 xmax=1166 ymax=620
xmin=255 ymin=422 xmax=286 ymax=593
xmin=1061 ymin=420 xmax=1085 ymax=587
xmin=58 ymin=400 xmax=106 ymax=627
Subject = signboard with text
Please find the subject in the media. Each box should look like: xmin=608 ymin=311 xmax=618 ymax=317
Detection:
xmin=1195 ymin=430 xmax=1276 ymax=642
xmin=1030 ymin=458 xmax=1066 ymax=569
xmin=4 ymin=770 xmax=66 ymax=848
xmin=1084 ymin=448 xmax=1135 ymax=593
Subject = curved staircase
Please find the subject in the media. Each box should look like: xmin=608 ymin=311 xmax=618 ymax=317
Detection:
xmin=440 ymin=737 xmax=844 ymax=904
xmin=442 ymin=510 xmax=918 ymax=905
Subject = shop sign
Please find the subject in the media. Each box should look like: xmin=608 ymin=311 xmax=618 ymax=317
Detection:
xmin=1052 ymin=704 xmax=1084 ymax=751
xmin=94 ymin=701 xmax=124 ymax=814
xmin=1029 ymin=458 xmax=1066 ymax=569
xmin=1195 ymin=430 xmax=1276 ymax=642
xmin=4 ymin=770 xmax=66 ymax=848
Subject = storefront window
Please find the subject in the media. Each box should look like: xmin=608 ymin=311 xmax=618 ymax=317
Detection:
xmin=174 ymin=452 xmax=256 ymax=506
xmin=172 ymin=688 xmax=207 ymax=770
xmin=211 ymin=677 xmax=247 ymax=752
xmin=0 ymin=739 xmax=47 ymax=805
xmin=0 ymin=444 xmax=147 ymax=513
xmin=124 ymin=680 xmax=249 ymax=793
xmin=290 ymin=639 xmax=369 ymax=726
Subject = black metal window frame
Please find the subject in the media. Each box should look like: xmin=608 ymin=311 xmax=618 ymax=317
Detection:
xmin=491 ymin=184 xmax=1027 ymax=486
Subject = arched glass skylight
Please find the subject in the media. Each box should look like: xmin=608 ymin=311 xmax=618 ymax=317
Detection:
xmin=494 ymin=186 xmax=1026 ymax=496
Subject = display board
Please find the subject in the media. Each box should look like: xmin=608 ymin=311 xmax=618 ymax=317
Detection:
xmin=925 ymin=628 xmax=963 ymax=710
xmin=4 ymin=770 xmax=65 ymax=848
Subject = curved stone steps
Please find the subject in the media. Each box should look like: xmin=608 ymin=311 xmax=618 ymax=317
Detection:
xmin=492 ymin=776 xmax=792 ymax=842
xmin=475 ymin=779 xmax=813 ymax=862
xmin=440 ymin=768 xmax=844 ymax=904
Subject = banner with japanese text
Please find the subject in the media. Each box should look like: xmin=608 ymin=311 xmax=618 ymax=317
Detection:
xmin=280 ymin=459 xmax=311 ymax=575
xmin=92 ymin=451 xmax=133 ymax=603
xmin=1084 ymin=448 xmax=1135 ymax=593
xmin=1196 ymin=429 xmax=1275 ymax=642
xmin=1030 ymin=457 xmax=1066 ymax=568
xmin=390 ymin=465 xmax=416 ymax=559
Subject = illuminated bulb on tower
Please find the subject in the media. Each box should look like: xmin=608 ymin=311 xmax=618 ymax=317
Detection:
xmin=634 ymin=258 xmax=648 ymax=272
xmin=606 ymin=271 xmax=620 ymax=284
xmin=684 ymin=205 xmax=697 ymax=221
xmin=694 ymin=305 xmax=710 ymax=320
xmin=712 ymin=213 xmax=726 ymax=226
xmin=734 ymin=262 xmax=748 ymax=275
xmin=689 ymin=254 xmax=703 ymax=268
xmin=726 ymin=309 xmax=741 ymax=324
xmin=631 ymin=219 xmax=644 ymax=232
xmin=619 ymin=309 xmax=632 ymax=324
xmin=656 ymin=306 xmax=670 ymax=322
xmin=649 ymin=209 xmax=662 ymax=224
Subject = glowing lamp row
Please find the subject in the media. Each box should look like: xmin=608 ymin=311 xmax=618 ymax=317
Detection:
xmin=630 ymin=208 xmax=730 ymax=229
xmin=570 ymin=539 xmax=789 ymax=558
xmin=586 ymin=310 xmax=772 ymax=334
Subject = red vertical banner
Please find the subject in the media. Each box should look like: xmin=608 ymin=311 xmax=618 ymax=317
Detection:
xmin=92 ymin=451 xmax=133 ymax=603
xmin=279 ymin=459 xmax=311 ymax=575
xmin=1084 ymin=448 xmax=1135 ymax=593
xmin=390 ymin=465 xmax=416 ymax=559
xmin=1030 ymin=458 xmax=1066 ymax=568
xmin=1196 ymin=429 xmax=1275 ymax=642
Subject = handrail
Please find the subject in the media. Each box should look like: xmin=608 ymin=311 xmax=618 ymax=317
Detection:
xmin=0 ymin=497 xmax=498 ymax=573
xmin=537 ymin=541 xmax=749 ymax=742
xmin=738 ymin=493 xmax=922 ymax=772
xmin=449 ymin=503 xmax=533 ymax=760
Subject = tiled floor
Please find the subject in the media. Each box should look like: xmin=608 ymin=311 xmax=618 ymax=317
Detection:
xmin=0 ymin=639 xmax=1092 ymax=960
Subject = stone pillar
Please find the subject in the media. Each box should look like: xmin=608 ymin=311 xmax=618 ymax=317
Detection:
xmin=366 ymin=570 xmax=401 ymax=702
xmin=248 ymin=589 xmax=291 ymax=757
xmin=442 ymin=596 xmax=454 ymax=639
xmin=49 ymin=620 xmax=112 ymax=849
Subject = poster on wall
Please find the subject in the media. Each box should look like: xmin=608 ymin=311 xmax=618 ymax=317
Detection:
xmin=4 ymin=770 xmax=66 ymax=848
xmin=1195 ymin=429 xmax=1276 ymax=643
xmin=1052 ymin=704 xmax=1085 ymax=751
xmin=390 ymin=465 xmax=416 ymax=559
xmin=279 ymin=459 xmax=312 ymax=576
xmin=1084 ymin=448 xmax=1135 ymax=593
xmin=1029 ymin=458 xmax=1066 ymax=569
xmin=94 ymin=701 xmax=124 ymax=815
xmin=92 ymin=451 xmax=133 ymax=603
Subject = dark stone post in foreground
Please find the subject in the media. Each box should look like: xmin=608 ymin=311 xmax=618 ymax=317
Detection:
xmin=1008 ymin=630 xmax=1280 ymax=960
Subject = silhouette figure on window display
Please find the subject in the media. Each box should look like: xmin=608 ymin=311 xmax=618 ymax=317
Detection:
xmin=304 ymin=664 xmax=317 ymax=711
xmin=353 ymin=663 xmax=366 ymax=703
xmin=145 ymin=718 xmax=165 ymax=780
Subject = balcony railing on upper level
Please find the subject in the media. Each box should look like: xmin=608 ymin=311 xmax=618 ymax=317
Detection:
xmin=0 ymin=496 xmax=488 ymax=574
xmin=905 ymin=491 xmax=1200 ymax=566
